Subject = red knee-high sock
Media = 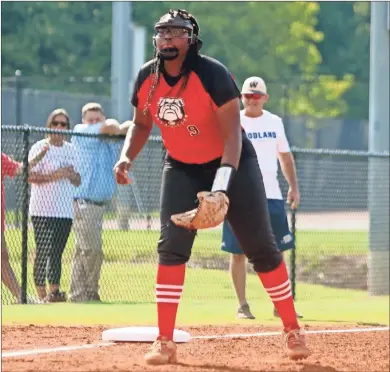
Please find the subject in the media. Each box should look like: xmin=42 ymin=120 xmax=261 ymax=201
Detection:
xmin=257 ymin=260 xmax=299 ymax=331
xmin=156 ymin=264 xmax=186 ymax=340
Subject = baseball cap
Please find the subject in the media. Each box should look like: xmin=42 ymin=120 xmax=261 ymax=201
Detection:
xmin=241 ymin=76 xmax=267 ymax=95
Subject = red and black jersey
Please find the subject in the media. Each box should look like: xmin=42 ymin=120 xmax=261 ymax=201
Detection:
xmin=131 ymin=55 xmax=241 ymax=164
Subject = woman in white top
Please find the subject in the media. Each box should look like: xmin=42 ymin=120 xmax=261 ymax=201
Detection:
xmin=28 ymin=109 xmax=81 ymax=302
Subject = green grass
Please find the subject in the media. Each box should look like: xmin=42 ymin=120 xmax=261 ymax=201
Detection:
xmin=3 ymin=283 xmax=389 ymax=327
xmin=4 ymin=228 xmax=369 ymax=264
xmin=2 ymin=228 xmax=370 ymax=304
xmin=4 ymin=210 xmax=160 ymax=226
xmin=3 ymin=296 xmax=390 ymax=327
xmin=3 ymin=227 xmax=382 ymax=328
xmin=3 ymin=262 xmax=389 ymax=326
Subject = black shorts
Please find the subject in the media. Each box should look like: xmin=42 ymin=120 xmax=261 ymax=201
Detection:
xmin=157 ymin=136 xmax=283 ymax=273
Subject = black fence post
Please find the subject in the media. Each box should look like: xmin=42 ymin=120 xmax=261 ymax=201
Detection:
xmin=14 ymin=70 xmax=23 ymax=229
xmin=290 ymin=151 xmax=298 ymax=301
xmin=146 ymin=146 xmax=152 ymax=231
xmin=290 ymin=208 xmax=297 ymax=301
xmin=20 ymin=125 xmax=30 ymax=305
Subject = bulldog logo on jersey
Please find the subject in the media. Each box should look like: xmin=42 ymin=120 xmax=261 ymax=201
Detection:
xmin=156 ymin=97 xmax=188 ymax=128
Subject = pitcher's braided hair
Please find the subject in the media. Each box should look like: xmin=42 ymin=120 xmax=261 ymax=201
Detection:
xmin=143 ymin=9 xmax=201 ymax=117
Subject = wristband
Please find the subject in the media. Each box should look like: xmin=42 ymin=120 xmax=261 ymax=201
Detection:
xmin=211 ymin=165 xmax=236 ymax=193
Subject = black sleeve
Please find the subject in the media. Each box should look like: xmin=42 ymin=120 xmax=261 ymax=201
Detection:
xmin=195 ymin=55 xmax=241 ymax=107
xmin=130 ymin=59 xmax=155 ymax=108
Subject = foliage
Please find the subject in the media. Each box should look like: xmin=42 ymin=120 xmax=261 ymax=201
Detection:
xmin=1 ymin=2 xmax=112 ymax=77
xmin=286 ymin=74 xmax=355 ymax=118
xmin=316 ymin=2 xmax=370 ymax=119
xmin=1 ymin=1 xmax=370 ymax=120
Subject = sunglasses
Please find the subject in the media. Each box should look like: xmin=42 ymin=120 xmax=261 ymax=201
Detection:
xmin=51 ymin=121 xmax=68 ymax=128
xmin=243 ymin=93 xmax=265 ymax=100
xmin=155 ymin=27 xmax=189 ymax=38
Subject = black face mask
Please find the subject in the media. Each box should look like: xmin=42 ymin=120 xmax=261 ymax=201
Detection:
xmin=159 ymin=47 xmax=179 ymax=61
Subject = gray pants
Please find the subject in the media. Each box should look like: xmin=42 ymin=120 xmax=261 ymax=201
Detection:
xmin=69 ymin=200 xmax=105 ymax=301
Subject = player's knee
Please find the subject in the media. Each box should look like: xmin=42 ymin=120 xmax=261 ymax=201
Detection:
xmin=246 ymin=242 xmax=283 ymax=273
xmin=84 ymin=249 xmax=104 ymax=261
xmin=1 ymin=247 xmax=9 ymax=265
xmin=1 ymin=234 xmax=9 ymax=262
xmin=1 ymin=257 xmax=8 ymax=268
xmin=157 ymin=223 xmax=195 ymax=266
xmin=158 ymin=251 xmax=190 ymax=266
xmin=251 ymin=252 xmax=282 ymax=273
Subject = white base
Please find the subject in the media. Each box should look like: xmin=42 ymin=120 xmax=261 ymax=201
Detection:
xmin=102 ymin=326 xmax=191 ymax=343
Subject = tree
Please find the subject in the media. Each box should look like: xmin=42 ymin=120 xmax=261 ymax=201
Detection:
xmin=1 ymin=1 xmax=356 ymax=120
xmin=1 ymin=2 xmax=112 ymax=77
xmin=316 ymin=2 xmax=370 ymax=119
xmin=134 ymin=2 xmax=353 ymax=119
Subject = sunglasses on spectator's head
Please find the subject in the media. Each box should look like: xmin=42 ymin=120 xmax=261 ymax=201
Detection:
xmin=51 ymin=121 xmax=68 ymax=128
xmin=243 ymin=93 xmax=265 ymax=100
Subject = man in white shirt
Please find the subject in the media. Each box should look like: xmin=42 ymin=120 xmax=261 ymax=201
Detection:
xmin=221 ymin=76 xmax=302 ymax=320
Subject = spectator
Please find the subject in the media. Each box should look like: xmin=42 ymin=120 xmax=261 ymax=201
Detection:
xmin=28 ymin=109 xmax=81 ymax=303
xmin=69 ymin=102 xmax=130 ymax=302
xmin=221 ymin=77 xmax=302 ymax=319
xmin=2 ymin=147 xmax=48 ymax=303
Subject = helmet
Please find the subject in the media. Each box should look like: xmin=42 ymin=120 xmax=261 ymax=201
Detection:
xmin=154 ymin=9 xmax=201 ymax=47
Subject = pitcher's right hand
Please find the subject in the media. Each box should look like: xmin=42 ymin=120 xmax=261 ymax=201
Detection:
xmin=114 ymin=156 xmax=132 ymax=185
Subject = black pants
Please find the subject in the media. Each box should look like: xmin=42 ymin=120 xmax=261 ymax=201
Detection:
xmin=31 ymin=216 xmax=72 ymax=286
xmin=158 ymin=142 xmax=282 ymax=273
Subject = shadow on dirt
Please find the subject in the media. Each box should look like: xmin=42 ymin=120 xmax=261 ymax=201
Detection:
xmin=175 ymin=362 xmax=342 ymax=372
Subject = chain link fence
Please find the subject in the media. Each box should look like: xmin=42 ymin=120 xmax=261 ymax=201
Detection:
xmin=2 ymin=125 xmax=389 ymax=305
xmin=281 ymin=148 xmax=389 ymax=298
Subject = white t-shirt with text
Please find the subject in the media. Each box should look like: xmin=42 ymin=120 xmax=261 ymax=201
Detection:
xmin=29 ymin=139 xmax=78 ymax=219
xmin=241 ymin=109 xmax=290 ymax=200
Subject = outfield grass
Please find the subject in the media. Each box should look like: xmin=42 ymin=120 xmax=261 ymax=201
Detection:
xmin=3 ymin=261 xmax=388 ymax=326
xmin=4 ymin=210 xmax=159 ymax=226
xmin=3 ymin=283 xmax=389 ymax=326
xmin=3 ymin=227 xmax=379 ymax=326
xmin=4 ymin=228 xmax=368 ymax=264
xmin=1 ymin=258 xmax=376 ymax=304
xmin=3 ymin=296 xmax=390 ymax=327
